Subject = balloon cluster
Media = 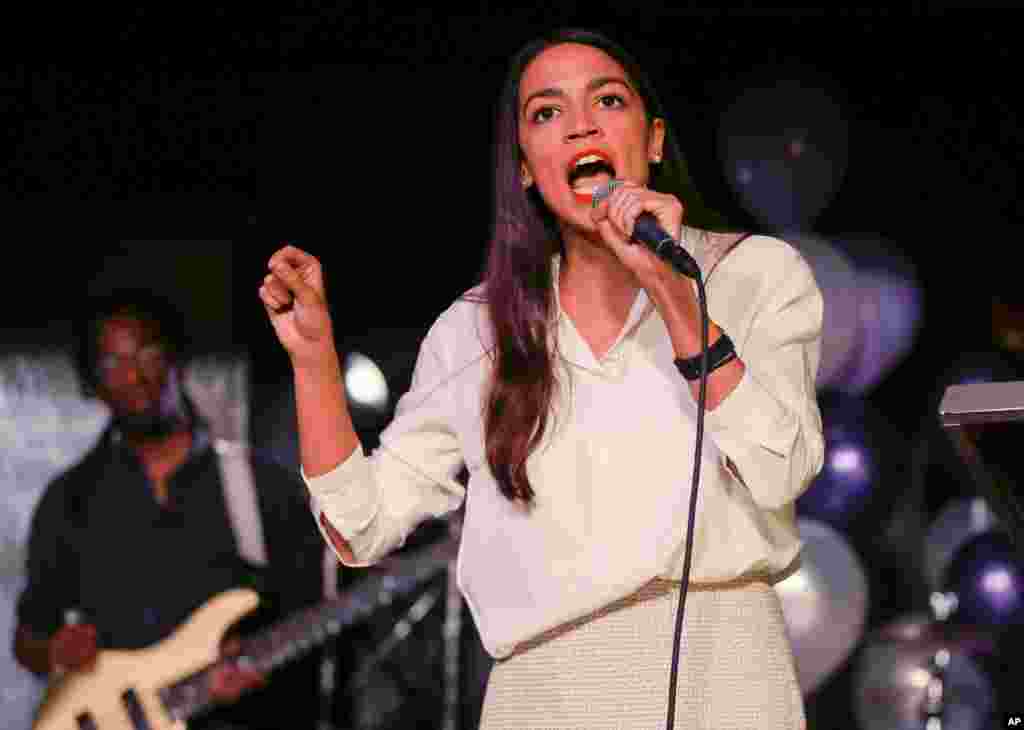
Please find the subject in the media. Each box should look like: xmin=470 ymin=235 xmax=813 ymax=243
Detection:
xmin=714 ymin=71 xmax=901 ymax=698
xmin=927 ymin=353 xmax=1024 ymax=631
xmin=718 ymin=75 xmax=922 ymax=395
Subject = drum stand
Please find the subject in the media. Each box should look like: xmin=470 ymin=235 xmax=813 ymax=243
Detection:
xmin=920 ymin=592 xmax=958 ymax=730
xmin=441 ymin=519 xmax=463 ymax=730
xmin=323 ymin=516 xmax=465 ymax=730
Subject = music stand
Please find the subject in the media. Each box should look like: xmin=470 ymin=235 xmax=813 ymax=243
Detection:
xmin=939 ymin=380 xmax=1024 ymax=562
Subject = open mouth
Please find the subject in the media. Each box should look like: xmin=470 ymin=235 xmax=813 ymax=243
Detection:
xmin=567 ymin=149 xmax=616 ymax=203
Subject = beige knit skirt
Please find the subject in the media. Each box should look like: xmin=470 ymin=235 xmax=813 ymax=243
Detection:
xmin=478 ymin=579 xmax=805 ymax=730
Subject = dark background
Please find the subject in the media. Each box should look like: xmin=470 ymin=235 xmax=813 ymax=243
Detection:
xmin=5 ymin=5 xmax=1022 ymax=425
xmin=4 ymin=3 xmax=1023 ymax=727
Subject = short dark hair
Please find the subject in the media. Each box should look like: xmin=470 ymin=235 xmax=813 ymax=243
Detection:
xmin=72 ymin=288 xmax=190 ymax=397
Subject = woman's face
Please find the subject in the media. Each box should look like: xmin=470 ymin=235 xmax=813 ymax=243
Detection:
xmin=517 ymin=42 xmax=665 ymax=233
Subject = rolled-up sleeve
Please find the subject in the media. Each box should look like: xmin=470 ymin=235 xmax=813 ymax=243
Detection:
xmin=304 ymin=322 xmax=467 ymax=566
xmin=704 ymin=251 xmax=825 ymax=510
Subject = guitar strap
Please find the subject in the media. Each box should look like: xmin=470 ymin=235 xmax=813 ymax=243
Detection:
xmin=214 ymin=436 xmax=340 ymax=728
xmin=213 ymin=438 xmax=269 ymax=567
xmin=213 ymin=438 xmax=339 ymax=600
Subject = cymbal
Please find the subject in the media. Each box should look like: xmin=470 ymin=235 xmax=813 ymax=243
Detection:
xmin=854 ymin=614 xmax=997 ymax=730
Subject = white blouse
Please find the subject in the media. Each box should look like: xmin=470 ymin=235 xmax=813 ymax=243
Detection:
xmin=304 ymin=230 xmax=825 ymax=659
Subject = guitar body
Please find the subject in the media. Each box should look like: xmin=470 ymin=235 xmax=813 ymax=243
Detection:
xmin=33 ymin=588 xmax=260 ymax=730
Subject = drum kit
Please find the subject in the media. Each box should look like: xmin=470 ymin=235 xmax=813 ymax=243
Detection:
xmin=846 ymin=381 xmax=1024 ymax=730
xmin=849 ymin=497 xmax=1010 ymax=730
xmin=319 ymin=516 xmax=492 ymax=730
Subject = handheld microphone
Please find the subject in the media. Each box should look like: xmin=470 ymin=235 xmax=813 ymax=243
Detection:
xmin=592 ymin=180 xmax=701 ymax=279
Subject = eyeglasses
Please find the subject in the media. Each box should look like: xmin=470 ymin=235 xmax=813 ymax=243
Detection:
xmin=96 ymin=343 xmax=167 ymax=377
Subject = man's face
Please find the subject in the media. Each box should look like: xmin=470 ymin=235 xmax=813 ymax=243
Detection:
xmin=94 ymin=315 xmax=171 ymax=426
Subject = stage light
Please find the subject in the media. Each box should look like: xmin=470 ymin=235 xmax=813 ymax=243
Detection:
xmin=344 ymin=351 xmax=390 ymax=413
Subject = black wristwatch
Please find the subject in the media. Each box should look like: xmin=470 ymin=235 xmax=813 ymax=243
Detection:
xmin=674 ymin=332 xmax=737 ymax=381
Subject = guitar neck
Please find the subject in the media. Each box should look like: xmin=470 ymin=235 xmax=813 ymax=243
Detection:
xmin=160 ymin=539 xmax=456 ymax=720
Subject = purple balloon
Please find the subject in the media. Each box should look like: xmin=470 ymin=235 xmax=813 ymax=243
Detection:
xmin=923 ymin=497 xmax=1000 ymax=592
xmin=797 ymin=394 xmax=881 ymax=529
xmin=944 ymin=531 xmax=1024 ymax=627
xmin=718 ymin=78 xmax=849 ymax=231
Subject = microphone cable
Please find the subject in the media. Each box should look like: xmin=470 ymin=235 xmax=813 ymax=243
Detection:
xmin=664 ymin=259 xmax=708 ymax=730
xmin=591 ymin=180 xmax=709 ymax=729
xmin=309 ymin=197 xmax=712 ymax=728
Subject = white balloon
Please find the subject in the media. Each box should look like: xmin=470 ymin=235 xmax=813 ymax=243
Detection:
xmin=775 ymin=517 xmax=869 ymax=694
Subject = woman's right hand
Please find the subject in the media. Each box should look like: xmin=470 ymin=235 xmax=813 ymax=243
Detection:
xmin=260 ymin=245 xmax=337 ymax=369
xmin=49 ymin=623 xmax=98 ymax=673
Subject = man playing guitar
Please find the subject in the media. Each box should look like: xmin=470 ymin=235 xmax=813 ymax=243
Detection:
xmin=13 ymin=289 xmax=328 ymax=730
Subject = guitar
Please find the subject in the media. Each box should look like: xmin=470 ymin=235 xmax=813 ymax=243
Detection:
xmin=32 ymin=538 xmax=458 ymax=730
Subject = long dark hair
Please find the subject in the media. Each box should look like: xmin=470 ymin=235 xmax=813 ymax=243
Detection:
xmin=482 ymin=28 xmax=726 ymax=503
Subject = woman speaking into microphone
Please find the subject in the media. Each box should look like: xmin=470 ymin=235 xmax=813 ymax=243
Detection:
xmin=261 ymin=27 xmax=824 ymax=729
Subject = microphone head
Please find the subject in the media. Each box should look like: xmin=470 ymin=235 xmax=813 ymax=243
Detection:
xmin=591 ymin=179 xmax=624 ymax=208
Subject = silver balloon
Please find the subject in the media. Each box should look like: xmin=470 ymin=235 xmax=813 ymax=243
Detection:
xmin=784 ymin=234 xmax=863 ymax=392
xmin=922 ymin=497 xmax=1000 ymax=592
xmin=838 ymin=241 xmax=924 ymax=395
xmin=774 ymin=517 xmax=869 ymax=694
xmin=853 ymin=614 xmax=996 ymax=730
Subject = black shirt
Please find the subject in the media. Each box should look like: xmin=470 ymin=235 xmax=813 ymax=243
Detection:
xmin=17 ymin=421 xmax=327 ymax=730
